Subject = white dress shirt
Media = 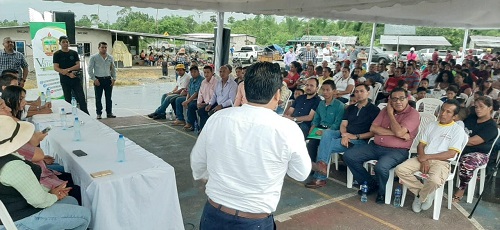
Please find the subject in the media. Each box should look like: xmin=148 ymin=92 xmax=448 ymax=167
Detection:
xmin=191 ymin=104 xmax=311 ymax=213
xmin=176 ymin=73 xmax=191 ymax=89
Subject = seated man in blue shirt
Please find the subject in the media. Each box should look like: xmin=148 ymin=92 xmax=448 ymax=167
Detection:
xmin=198 ymin=65 xmax=238 ymax=131
xmin=172 ymin=65 xmax=204 ymax=127
xmin=284 ymin=78 xmax=321 ymax=138
xmin=307 ymin=84 xmax=380 ymax=189
xmin=363 ymin=64 xmax=384 ymax=85
xmin=305 ymin=80 xmax=345 ymax=162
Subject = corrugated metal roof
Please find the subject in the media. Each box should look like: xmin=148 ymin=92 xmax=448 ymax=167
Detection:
xmin=380 ymin=35 xmax=451 ymax=46
xmin=292 ymin=36 xmax=358 ymax=45
xmin=470 ymin=36 xmax=500 ymax=48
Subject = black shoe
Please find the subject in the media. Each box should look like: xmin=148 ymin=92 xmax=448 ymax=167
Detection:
xmin=153 ymin=114 xmax=166 ymax=120
xmin=107 ymin=113 xmax=117 ymax=118
xmin=97 ymin=114 xmax=102 ymax=119
xmin=376 ymin=194 xmax=385 ymax=204
xmin=147 ymin=113 xmax=157 ymax=118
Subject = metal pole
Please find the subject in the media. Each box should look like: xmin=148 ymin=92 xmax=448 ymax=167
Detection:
xmin=214 ymin=12 xmax=224 ymax=72
xmin=461 ymin=29 xmax=469 ymax=63
xmin=396 ymin=36 xmax=400 ymax=55
xmin=368 ymin=23 xmax=376 ymax=64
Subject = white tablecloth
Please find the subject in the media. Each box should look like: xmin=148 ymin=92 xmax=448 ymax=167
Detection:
xmin=32 ymin=100 xmax=184 ymax=230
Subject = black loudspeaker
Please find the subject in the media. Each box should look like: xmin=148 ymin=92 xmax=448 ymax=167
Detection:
xmin=214 ymin=28 xmax=231 ymax=66
xmin=54 ymin=12 xmax=76 ymax=44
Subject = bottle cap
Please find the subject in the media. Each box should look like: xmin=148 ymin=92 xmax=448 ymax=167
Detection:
xmin=75 ymin=117 xmax=79 ymax=121
xmin=119 ymin=134 xmax=124 ymax=138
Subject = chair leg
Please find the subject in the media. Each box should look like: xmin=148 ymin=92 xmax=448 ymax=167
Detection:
xmin=447 ymin=179 xmax=453 ymax=210
xmin=347 ymin=167 xmax=353 ymax=189
xmin=466 ymin=170 xmax=478 ymax=203
xmin=326 ymin=156 xmax=331 ymax=179
xmin=385 ymin=168 xmax=394 ymax=204
xmin=333 ymin=153 xmax=339 ymax=171
xmin=433 ymin=186 xmax=444 ymax=220
xmin=401 ymin=185 xmax=407 ymax=207
xmin=479 ymin=168 xmax=486 ymax=195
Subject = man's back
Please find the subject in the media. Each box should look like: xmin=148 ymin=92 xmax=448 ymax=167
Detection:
xmin=191 ymin=104 xmax=310 ymax=213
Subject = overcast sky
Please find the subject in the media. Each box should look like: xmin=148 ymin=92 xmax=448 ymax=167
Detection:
xmin=0 ymin=0 xmax=263 ymax=24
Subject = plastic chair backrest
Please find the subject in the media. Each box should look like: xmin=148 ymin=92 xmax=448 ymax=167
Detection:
xmin=278 ymin=93 xmax=293 ymax=116
xmin=371 ymin=82 xmax=383 ymax=103
xmin=485 ymin=128 xmax=500 ymax=158
xmin=377 ymin=103 xmax=387 ymax=110
xmin=431 ymin=89 xmax=446 ymax=99
xmin=0 ymin=200 xmax=17 ymax=230
xmin=465 ymin=95 xmax=474 ymax=108
xmin=415 ymin=98 xmax=443 ymax=115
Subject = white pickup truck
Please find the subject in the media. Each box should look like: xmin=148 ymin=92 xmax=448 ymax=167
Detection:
xmin=233 ymin=45 xmax=262 ymax=63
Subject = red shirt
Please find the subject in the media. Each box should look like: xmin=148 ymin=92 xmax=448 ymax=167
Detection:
xmin=432 ymin=52 xmax=439 ymax=63
xmin=285 ymin=72 xmax=300 ymax=89
xmin=445 ymin=53 xmax=453 ymax=62
xmin=407 ymin=52 xmax=417 ymax=61
xmin=373 ymin=105 xmax=420 ymax=149
xmin=385 ymin=76 xmax=404 ymax=93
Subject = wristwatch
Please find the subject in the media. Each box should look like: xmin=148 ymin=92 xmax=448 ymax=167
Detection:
xmin=356 ymin=134 xmax=360 ymax=140
xmin=293 ymin=117 xmax=297 ymax=122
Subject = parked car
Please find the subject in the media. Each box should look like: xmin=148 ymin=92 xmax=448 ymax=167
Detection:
xmin=356 ymin=47 xmax=391 ymax=64
xmin=438 ymin=50 xmax=457 ymax=60
xmin=233 ymin=45 xmax=262 ymax=63
xmin=147 ymin=41 xmax=174 ymax=52
xmin=418 ymin=48 xmax=436 ymax=62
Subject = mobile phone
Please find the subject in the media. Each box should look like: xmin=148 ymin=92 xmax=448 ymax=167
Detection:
xmin=90 ymin=170 xmax=113 ymax=178
xmin=41 ymin=127 xmax=51 ymax=134
xmin=72 ymin=150 xmax=88 ymax=157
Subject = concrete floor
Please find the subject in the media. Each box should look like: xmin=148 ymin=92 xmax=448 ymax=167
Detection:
xmin=69 ymin=83 xmax=499 ymax=230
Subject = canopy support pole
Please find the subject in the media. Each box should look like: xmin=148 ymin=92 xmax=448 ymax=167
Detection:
xmin=214 ymin=12 xmax=224 ymax=72
xmin=461 ymin=29 xmax=469 ymax=63
xmin=368 ymin=23 xmax=376 ymax=65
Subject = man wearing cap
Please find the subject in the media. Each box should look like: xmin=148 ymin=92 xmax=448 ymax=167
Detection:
xmin=53 ymin=36 xmax=89 ymax=114
xmin=148 ymin=64 xmax=191 ymax=120
xmin=432 ymin=48 xmax=439 ymax=64
xmin=88 ymin=42 xmax=117 ymax=119
xmin=0 ymin=37 xmax=29 ymax=87
xmin=483 ymin=48 xmax=494 ymax=61
xmin=407 ymin=48 xmax=417 ymax=62
xmin=357 ymin=48 xmax=368 ymax=69
xmin=445 ymin=50 xmax=453 ymax=63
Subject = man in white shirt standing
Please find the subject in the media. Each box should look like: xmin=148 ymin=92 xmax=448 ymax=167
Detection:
xmin=396 ymin=100 xmax=467 ymax=213
xmin=191 ymin=62 xmax=311 ymax=230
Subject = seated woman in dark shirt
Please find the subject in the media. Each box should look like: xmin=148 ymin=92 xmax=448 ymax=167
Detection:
xmin=453 ymin=96 xmax=499 ymax=202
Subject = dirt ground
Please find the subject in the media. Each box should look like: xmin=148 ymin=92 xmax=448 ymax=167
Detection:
xmin=24 ymin=66 xmax=174 ymax=90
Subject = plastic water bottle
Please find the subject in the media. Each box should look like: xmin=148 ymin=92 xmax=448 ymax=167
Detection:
xmin=71 ymin=97 xmax=78 ymax=115
xmin=393 ymin=186 xmax=402 ymax=207
xmin=194 ymin=120 xmax=199 ymax=134
xmin=73 ymin=117 xmax=81 ymax=141
xmin=361 ymin=181 xmax=368 ymax=203
xmin=60 ymin=108 xmax=67 ymax=130
xmin=117 ymin=134 xmax=126 ymax=162
xmin=45 ymin=88 xmax=52 ymax=103
xmin=40 ymin=92 xmax=46 ymax=107
xmin=168 ymin=109 xmax=174 ymax=121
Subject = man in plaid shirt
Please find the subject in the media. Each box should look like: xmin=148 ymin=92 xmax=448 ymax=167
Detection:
xmin=299 ymin=44 xmax=316 ymax=70
xmin=0 ymin=37 xmax=28 ymax=87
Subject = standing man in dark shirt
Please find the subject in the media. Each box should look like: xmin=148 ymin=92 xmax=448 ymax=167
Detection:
xmin=307 ymin=84 xmax=380 ymax=188
xmin=53 ymin=36 xmax=89 ymax=114
xmin=284 ymin=78 xmax=321 ymax=138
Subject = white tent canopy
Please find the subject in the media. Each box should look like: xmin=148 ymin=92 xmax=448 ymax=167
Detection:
xmin=46 ymin=0 xmax=500 ymax=29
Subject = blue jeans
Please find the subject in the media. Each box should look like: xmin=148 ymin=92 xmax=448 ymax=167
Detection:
xmin=343 ymin=142 xmax=408 ymax=195
xmin=313 ymin=130 xmax=368 ymax=180
xmin=199 ymin=201 xmax=275 ymax=230
xmin=298 ymin=122 xmax=311 ymax=139
xmin=46 ymin=163 xmax=64 ymax=173
xmin=174 ymin=96 xmax=187 ymax=121
xmin=186 ymin=100 xmax=198 ymax=125
xmin=155 ymin=94 xmax=181 ymax=115
xmin=1 ymin=196 xmax=91 ymax=230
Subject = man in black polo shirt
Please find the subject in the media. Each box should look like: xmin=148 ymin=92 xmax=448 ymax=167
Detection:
xmin=307 ymin=84 xmax=380 ymax=188
xmin=284 ymin=78 xmax=321 ymax=138
xmin=53 ymin=36 xmax=89 ymax=114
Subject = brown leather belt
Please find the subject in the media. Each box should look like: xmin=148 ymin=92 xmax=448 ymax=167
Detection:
xmin=208 ymin=199 xmax=270 ymax=219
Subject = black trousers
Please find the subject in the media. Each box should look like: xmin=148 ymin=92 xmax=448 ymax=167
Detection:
xmin=60 ymin=77 xmax=89 ymax=114
xmin=197 ymin=103 xmax=219 ymax=131
xmin=94 ymin=77 xmax=113 ymax=115
xmin=56 ymin=172 xmax=82 ymax=205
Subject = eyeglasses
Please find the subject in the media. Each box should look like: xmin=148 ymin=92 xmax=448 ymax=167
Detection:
xmin=390 ymin=97 xmax=407 ymax=102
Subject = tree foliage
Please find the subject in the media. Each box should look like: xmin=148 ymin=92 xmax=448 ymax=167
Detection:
xmin=4 ymin=8 xmax=500 ymax=49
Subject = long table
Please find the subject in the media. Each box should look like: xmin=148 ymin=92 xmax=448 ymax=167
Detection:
xmin=32 ymin=100 xmax=184 ymax=230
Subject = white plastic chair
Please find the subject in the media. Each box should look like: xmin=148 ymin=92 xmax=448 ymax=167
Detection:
xmin=370 ymin=82 xmax=383 ymax=104
xmin=462 ymin=129 xmax=500 ymax=203
xmin=277 ymin=93 xmax=292 ymax=116
xmin=431 ymin=89 xmax=446 ymax=99
xmin=409 ymin=113 xmax=437 ymax=154
xmin=464 ymin=95 xmax=474 ymax=108
xmin=400 ymin=134 xmax=469 ymax=220
xmin=377 ymin=103 xmax=387 ymax=110
xmin=458 ymin=93 xmax=468 ymax=104
xmin=0 ymin=200 xmax=17 ymax=230
xmin=415 ymin=98 xmax=443 ymax=116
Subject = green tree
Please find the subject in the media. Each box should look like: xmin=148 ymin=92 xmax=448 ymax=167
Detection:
xmin=75 ymin=15 xmax=91 ymax=27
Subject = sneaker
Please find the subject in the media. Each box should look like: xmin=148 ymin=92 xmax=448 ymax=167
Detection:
xmin=421 ymin=192 xmax=435 ymax=211
xmin=305 ymin=180 xmax=327 ymax=189
xmin=147 ymin=113 xmax=157 ymax=118
xmin=153 ymin=114 xmax=167 ymax=120
xmin=107 ymin=113 xmax=117 ymax=118
xmin=412 ymin=197 xmax=422 ymax=213
xmin=375 ymin=194 xmax=385 ymax=204
xmin=97 ymin=114 xmax=102 ymax=119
